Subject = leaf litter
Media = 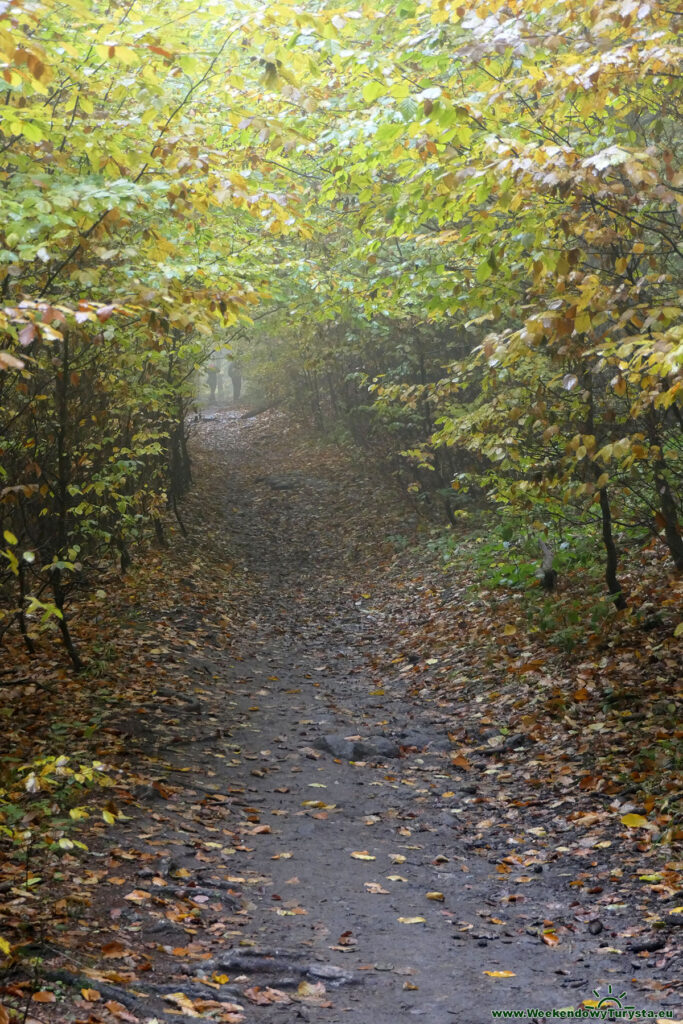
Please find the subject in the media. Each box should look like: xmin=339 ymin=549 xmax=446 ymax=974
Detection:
xmin=0 ymin=409 xmax=680 ymax=1022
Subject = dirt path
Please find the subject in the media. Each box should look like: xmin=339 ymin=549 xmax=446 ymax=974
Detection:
xmin=35 ymin=411 xmax=679 ymax=1024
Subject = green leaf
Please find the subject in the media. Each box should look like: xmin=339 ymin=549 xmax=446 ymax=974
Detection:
xmin=476 ymin=260 xmax=492 ymax=284
xmin=362 ymin=81 xmax=386 ymax=104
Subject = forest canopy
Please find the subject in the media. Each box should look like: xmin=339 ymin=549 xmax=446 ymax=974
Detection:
xmin=1 ymin=0 xmax=681 ymax=659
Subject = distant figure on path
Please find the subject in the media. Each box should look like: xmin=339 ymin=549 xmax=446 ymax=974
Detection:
xmin=207 ymin=364 xmax=218 ymax=403
xmin=228 ymin=361 xmax=242 ymax=401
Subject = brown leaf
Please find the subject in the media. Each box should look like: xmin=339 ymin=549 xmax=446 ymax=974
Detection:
xmin=451 ymin=753 xmax=471 ymax=771
xmin=104 ymin=1001 xmax=139 ymax=1022
xmin=18 ymin=324 xmax=37 ymax=346
xmin=32 ymin=991 xmax=56 ymax=1003
xmin=244 ymin=986 xmax=291 ymax=1005
xmin=102 ymin=941 xmax=129 ymax=958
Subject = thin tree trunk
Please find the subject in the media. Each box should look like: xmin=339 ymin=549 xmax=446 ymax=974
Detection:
xmin=647 ymin=414 xmax=683 ymax=569
xmin=51 ymin=569 xmax=83 ymax=670
xmin=16 ymin=560 xmax=35 ymax=655
xmin=599 ymin=487 xmax=627 ymax=609
xmin=653 ymin=467 xmax=683 ymax=569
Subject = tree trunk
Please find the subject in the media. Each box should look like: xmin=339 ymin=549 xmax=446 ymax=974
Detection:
xmin=653 ymin=467 xmax=683 ymax=570
xmin=599 ymin=487 xmax=627 ymax=609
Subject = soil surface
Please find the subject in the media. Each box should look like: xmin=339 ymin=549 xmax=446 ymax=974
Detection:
xmin=18 ymin=409 xmax=680 ymax=1024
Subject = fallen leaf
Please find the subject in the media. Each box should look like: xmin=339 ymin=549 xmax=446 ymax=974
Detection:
xmin=451 ymin=753 xmax=471 ymax=771
xmin=166 ymin=992 xmax=205 ymax=1016
xmin=365 ymin=882 xmax=390 ymax=894
xmin=102 ymin=941 xmax=129 ymax=958
xmin=244 ymin=986 xmax=291 ymax=1005
xmin=621 ymin=813 xmax=650 ymax=829
xmin=123 ymin=889 xmax=151 ymax=902
xmin=295 ymin=980 xmax=331 ymax=1006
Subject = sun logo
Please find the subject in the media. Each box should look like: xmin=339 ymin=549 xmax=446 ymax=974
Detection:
xmin=592 ymin=984 xmax=634 ymax=1010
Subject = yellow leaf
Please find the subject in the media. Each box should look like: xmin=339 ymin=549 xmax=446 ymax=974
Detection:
xmin=297 ymin=980 xmax=327 ymax=1001
xmin=113 ymin=46 xmax=139 ymax=66
xmin=389 ymin=854 xmax=406 ymax=864
xmin=503 ymin=623 xmax=516 ymax=636
xmin=398 ymin=916 xmax=426 ymax=924
xmin=483 ymin=970 xmax=516 ymax=978
xmin=0 ymin=937 xmax=10 ymax=955
xmin=621 ymin=813 xmax=650 ymax=829
xmin=102 ymin=810 xmax=116 ymax=824
xmin=164 ymin=992 xmax=200 ymax=1016
xmin=426 ymin=892 xmax=444 ymax=901
xmin=351 ymin=851 xmax=375 ymax=861
xmin=81 ymin=988 xmax=101 ymax=1001
xmin=123 ymin=889 xmax=151 ymax=901
xmin=575 ymin=310 xmax=591 ymax=333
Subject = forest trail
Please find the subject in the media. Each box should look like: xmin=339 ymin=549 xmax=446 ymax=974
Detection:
xmin=22 ymin=410 xmax=680 ymax=1024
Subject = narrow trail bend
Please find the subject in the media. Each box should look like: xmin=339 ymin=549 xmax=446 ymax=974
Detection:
xmin=47 ymin=410 xmax=677 ymax=1024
